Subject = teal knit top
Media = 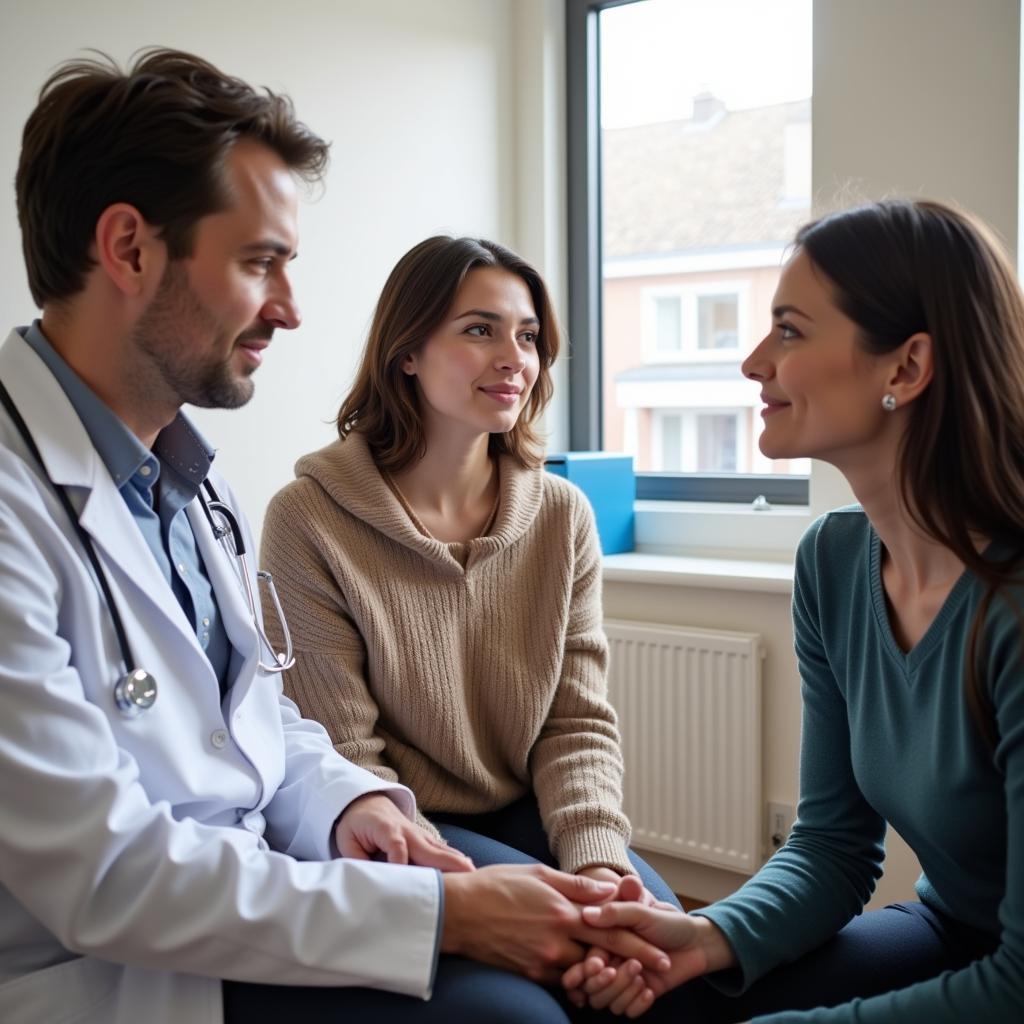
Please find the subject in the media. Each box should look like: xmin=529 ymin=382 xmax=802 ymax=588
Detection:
xmin=695 ymin=508 xmax=1024 ymax=1021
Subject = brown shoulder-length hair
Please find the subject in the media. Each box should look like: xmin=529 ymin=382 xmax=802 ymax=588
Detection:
xmin=796 ymin=198 xmax=1024 ymax=750
xmin=337 ymin=235 xmax=560 ymax=471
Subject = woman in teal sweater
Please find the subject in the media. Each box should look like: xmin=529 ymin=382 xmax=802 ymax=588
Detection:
xmin=564 ymin=199 xmax=1024 ymax=1021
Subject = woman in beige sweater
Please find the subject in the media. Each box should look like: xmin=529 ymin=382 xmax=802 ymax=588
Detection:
xmin=261 ymin=236 xmax=675 ymax=904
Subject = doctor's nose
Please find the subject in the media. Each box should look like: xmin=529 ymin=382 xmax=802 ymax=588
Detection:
xmin=262 ymin=283 xmax=301 ymax=331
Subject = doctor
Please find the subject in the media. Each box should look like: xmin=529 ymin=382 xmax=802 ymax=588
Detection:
xmin=0 ymin=48 xmax=668 ymax=1024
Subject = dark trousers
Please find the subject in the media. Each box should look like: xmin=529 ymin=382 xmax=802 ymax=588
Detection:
xmin=637 ymin=899 xmax=998 ymax=1023
xmin=222 ymin=898 xmax=993 ymax=1023
xmin=431 ymin=794 xmax=681 ymax=908
xmin=226 ymin=811 xmax=990 ymax=1020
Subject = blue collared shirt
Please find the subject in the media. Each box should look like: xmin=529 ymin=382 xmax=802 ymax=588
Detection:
xmin=22 ymin=322 xmax=232 ymax=690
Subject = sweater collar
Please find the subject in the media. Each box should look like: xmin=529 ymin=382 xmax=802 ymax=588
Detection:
xmin=294 ymin=431 xmax=544 ymax=568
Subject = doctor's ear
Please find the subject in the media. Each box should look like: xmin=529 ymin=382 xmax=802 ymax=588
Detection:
xmin=886 ymin=332 xmax=933 ymax=407
xmin=93 ymin=204 xmax=166 ymax=299
xmin=400 ymin=352 xmax=418 ymax=376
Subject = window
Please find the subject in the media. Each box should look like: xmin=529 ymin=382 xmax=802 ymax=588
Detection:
xmin=642 ymin=283 xmax=746 ymax=362
xmin=567 ymin=0 xmax=813 ymax=504
xmin=653 ymin=409 xmax=742 ymax=473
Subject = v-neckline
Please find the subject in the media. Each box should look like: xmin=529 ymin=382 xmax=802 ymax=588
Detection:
xmin=868 ymin=528 xmax=975 ymax=675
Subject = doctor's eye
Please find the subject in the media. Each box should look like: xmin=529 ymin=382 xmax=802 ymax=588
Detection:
xmin=464 ymin=324 xmax=492 ymax=338
xmin=778 ymin=322 xmax=801 ymax=341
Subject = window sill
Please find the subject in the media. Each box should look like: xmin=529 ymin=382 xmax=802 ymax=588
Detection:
xmin=632 ymin=499 xmax=810 ymax=561
xmin=602 ymin=550 xmax=794 ymax=594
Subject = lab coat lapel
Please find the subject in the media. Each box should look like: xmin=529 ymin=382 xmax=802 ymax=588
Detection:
xmin=186 ymin=498 xmax=261 ymax=702
xmin=0 ymin=330 xmax=200 ymax=655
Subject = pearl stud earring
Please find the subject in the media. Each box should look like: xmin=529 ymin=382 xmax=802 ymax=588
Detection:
xmin=881 ymin=393 xmax=897 ymax=412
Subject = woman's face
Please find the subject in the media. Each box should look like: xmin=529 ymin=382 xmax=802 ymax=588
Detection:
xmin=402 ymin=267 xmax=541 ymax=444
xmin=742 ymin=249 xmax=893 ymax=466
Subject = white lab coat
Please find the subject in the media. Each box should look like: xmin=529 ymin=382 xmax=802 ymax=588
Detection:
xmin=0 ymin=329 xmax=441 ymax=1024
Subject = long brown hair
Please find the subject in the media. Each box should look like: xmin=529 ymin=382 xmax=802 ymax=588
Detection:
xmin=796 ymin=199 xmax=1024 ymax=749
xmin=337 ymin=235 xmax=560 ymax=471
xmin=17 ymin=48 xmax=329 ymax=308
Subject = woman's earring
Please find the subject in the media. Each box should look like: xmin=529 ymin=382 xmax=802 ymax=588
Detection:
xmin=881 ymin=393 xmax=897 ymax=412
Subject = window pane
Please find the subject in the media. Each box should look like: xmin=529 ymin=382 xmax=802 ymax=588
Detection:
xmin=600 ymin=0 xmax=812 ymax=478
xmin=697 ymin=413 xmax=738 ymax=471
xmin=654 ymin=296 xmax=682 ymax=352
xmin=658 ymin=412 xmax=683 ymax=470
xmin=697 ymin=294 xmax=738 ymax=350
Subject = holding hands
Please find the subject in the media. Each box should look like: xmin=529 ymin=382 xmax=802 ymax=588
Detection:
xmin=336 ymin=794 xmax=709 ymax=1003
xmin=442 ymin=865 xmax=673 ymax=986
xmin=563 ymin=900 xmax=736 ymax=1017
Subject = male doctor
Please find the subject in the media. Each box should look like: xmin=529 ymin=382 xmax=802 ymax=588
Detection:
xmin=0 ymin=49 xmax=667 ymax=1024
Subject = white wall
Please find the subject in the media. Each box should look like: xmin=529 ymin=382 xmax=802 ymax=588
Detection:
xmin=0 ymin=0 xmax=566 ymax=538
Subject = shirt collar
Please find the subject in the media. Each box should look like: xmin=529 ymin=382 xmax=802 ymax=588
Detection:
xmin=21 ymin=321 xmax=215 ymax=491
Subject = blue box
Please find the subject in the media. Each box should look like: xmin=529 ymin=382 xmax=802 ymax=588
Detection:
xmin=544 ymin=452 xmax=635 ymax=554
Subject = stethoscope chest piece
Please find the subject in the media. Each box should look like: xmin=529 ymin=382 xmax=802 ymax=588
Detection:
xmin=113 ymin=669 xmax=158 ymax=717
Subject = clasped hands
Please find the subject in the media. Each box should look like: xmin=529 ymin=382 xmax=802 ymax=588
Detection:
xmin=336 ymin=793 xmax=728 ymax=1016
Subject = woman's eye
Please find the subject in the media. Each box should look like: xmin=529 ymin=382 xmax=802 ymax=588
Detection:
xmin=519 ymin=331 xmax=538 ymax=345
xmin=465 ymin=324 xmax=490 ymax=337
xmin=778 ymin=322 xmax=799 ymax=340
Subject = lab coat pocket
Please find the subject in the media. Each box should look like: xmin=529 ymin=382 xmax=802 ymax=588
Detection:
xmin=0 ymin=954 xmax=120 ymax=1024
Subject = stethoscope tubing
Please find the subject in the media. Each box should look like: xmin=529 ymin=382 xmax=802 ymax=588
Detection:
xmin=0 ymin=377 xmax=294 ymax=719
xmin=0 ymin=378 xmax=140 ymax=678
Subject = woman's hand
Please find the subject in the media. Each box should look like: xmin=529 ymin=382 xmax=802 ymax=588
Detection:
xmin=575 ymin=866 xmax=661 ymax=906
xmin=565 ymin=868 xmax=675 ymax=1008
xmin=562 ymin=903 xmax=736 ymax=1017
xmin=334 ymin=792 xmax=474 ymax=871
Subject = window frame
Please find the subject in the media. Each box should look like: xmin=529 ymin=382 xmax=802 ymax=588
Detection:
xmin=565 ymin=0 xmax=809 ymax=507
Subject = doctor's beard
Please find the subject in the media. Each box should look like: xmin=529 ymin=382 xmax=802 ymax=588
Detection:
xmin=129 ymin=261 xmax=265 ymax=411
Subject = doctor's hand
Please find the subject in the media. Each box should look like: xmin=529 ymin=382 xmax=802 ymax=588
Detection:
xmin=441 ymin=864 xmax=672 ymax=986
xmin=561 ymin=903 xmax=736 ymax=1017
xmin=334 ymin=793 xmax=474 ymax=872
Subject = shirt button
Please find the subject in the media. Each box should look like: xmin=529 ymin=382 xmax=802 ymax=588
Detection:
xmin=139 ymin=464 xmax=152 ymax=477
xmin=177 ymin=563 xmax=187 ymax=575
xmin=210 ymin=729 xmax=228 ymax=749
xmin=202 ymin=617 xmax=210 ymax=627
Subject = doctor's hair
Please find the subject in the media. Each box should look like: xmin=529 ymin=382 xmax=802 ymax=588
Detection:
xmin=795 ymin=198 xmax=1024 ymax=750
xmin=337 ymin=235 xmax=560 ymax=471
xmin=16 ymin=47 xmax=329 ymax=308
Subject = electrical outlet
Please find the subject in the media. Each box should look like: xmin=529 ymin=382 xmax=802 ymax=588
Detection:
xmin=766 ymin=802 xmax=795 ymax=854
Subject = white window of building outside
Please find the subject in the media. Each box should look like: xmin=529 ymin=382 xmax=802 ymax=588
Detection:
xmin=599 ymin=0 xmax=813 ymax=483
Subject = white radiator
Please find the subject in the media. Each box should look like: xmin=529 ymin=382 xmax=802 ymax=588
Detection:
xmin=605 ymin=619 xmax=763 ymax=875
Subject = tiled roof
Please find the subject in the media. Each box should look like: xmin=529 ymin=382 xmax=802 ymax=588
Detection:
xmin=603 ymin=99 xmax=811 ymax=259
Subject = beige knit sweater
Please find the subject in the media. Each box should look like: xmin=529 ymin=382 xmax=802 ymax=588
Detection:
xmin=260 ymin=431 xmax=632 ymax=874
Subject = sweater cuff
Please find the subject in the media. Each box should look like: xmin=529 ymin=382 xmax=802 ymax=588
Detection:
xmin=557 ymin=826 xmax=634 ymax=876
xmin=416 ymin=811 xmax=444 ymax=841
xmin=689 ymin=905 xmax=757 ymax=995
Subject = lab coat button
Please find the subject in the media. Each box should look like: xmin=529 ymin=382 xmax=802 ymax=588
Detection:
xmin=210 ymin=729 xmax=229 ymax=749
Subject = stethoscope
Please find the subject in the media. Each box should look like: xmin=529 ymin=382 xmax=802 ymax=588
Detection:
xmin=0 ymin=380 xmax=294 ymax=718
